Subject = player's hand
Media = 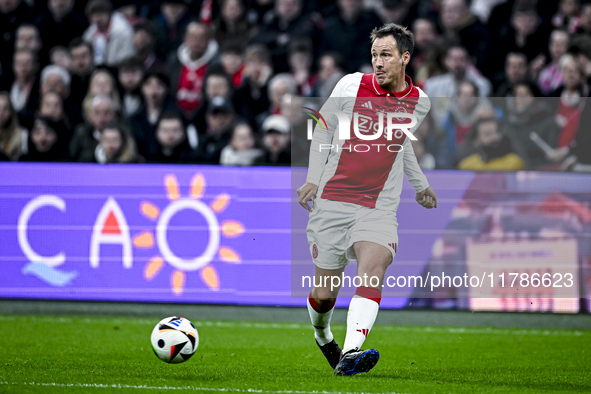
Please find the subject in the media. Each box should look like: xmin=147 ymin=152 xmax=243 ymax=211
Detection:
xmin=416 ymin=187 xmax=437 ymax=209
xmin=297 ymin=183 xmax=318 ymax=212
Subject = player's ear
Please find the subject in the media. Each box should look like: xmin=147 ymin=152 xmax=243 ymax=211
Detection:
xmin=402 ymin=51 xmax=410 ymax=66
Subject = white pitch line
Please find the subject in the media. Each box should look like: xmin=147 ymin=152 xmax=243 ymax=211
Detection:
xmin=0 ymin=382 xmax=413 ymax=394
xmin=0 ymin=315 xmax=587 ymax=337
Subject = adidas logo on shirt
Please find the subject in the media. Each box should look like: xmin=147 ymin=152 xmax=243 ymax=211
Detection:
xmin=361 ymin=101 xmax=373 ymax=109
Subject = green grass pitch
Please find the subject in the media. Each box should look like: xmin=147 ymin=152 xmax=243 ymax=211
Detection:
xmin=0 ymin=314 xmax=589 ymax=394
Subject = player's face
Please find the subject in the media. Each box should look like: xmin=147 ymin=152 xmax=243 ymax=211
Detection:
xmin=371 ymin=36 xmax=409 ymax=91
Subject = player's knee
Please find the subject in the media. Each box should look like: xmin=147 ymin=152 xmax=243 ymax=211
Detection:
xmin=314 ymin=286 xmax=338 ymax=301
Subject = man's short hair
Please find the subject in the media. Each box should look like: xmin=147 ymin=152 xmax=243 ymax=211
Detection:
xmin=512 ymin=2 xmax=538 ymax=17
xmin=158 ymin=110 xmax=186 ymax=129
xmin=141 ymin=69 xmax=170 ymax=88
xmin=245 ymin=44 xmax=271 ymax=64
xmin=221 ymin=42 xmax=244 ymax=56
xmin=69 ymin=37 xmax=93 ymax=53
xmin=205 ymin=71 xmax=232 ymax=89
xmin=86 ymin=0 xmax=113 ymax=16
xmin=119 ymin=56 xmax=144 ymax=72
xmin=134 ymin=21 xmax=155 ymax=37
xmin=445 ymin=41 xmax=468 ymax=57
xmin=370 ymin=23 xmax=415 ymax=56
xmin=512 ymin=80 xmax=543 ymax=97
xmin=41 ymin=65 xmax=71 ymax=86
xmin=319 ymin=51 xmax=346 ymax=71
xmin=288 ymin=38 xmax=313 ymax=56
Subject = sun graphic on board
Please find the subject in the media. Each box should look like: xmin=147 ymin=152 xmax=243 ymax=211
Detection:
xmin=132 ymin=173 xmax=244 ymax=295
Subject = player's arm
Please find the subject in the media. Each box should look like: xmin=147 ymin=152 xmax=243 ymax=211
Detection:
xmin=403 ymin=93 xmax=436 ymax=209
xmin=402 ymin=138 xmax=436 ymax=209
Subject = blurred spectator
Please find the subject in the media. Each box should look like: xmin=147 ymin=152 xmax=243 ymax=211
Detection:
xmin=318 ymin=0 xmax=381 ymax=73
xmin=288 ymin=95 xmax=310 ymax=166
xmin=411 ymin=118 xmax=437 ymax=170
xmin=19 ymin=116 xmax=69 ymax=162
xmin=82 ymin=69 xmax=121 ymax=122
xmin=69 ymin=95 xmax=117 ymax=161
xmin=0 ymin=0 xmax=32 ymax=72
xmin=456 ymin=116 xmax=525 ymax=170
xmin=250 ymin=0 xmax=318 ymax=73
xmin=197 ymin=96 xmax=236 ymax=164
xmin=69 ymin=39 xmax=96 ymax=111
xmin=213 ymin=0 xmax=253 ymax=48
xmin=504 ymin=81 xmax=559 ymax=169
xmin=443 ymin=80 xmax=494 ymax=155
xmin=537 ymin=29 xmax=569 ymax=95
xmin=0 ymin=0 xmax=580 ymax=170
xmin=38 ymin=91 xmax=63 ymax=120
xmin=423 ymin=44 xmax=492 ymax=125
xmin=257 ymin=73 xmax=296 ymax=125
xmin=133 ymin=22 xmax=162 ymax=71
xmin=193 ymin=71 xmax=233 ymax=137
xmin=34 ymin=0 xmax=87 ymax=61
xmin=147 ymin=110 xmax=195 ymax=163
xmin=49 ymin=46 xmax=73 ymax=72
xmin=409 ymin=18 xmax=438 ymax=87
xmin=551 ymin=0 xmax=580 ymax=32
xmin=255 ymin=114 xmax=291 ymax=165
xmin=379 ymin=0 xmax=438 ymax=28
xmin=128 ymin=69 xmax=175 ymax=158
xmin=116 ymin=0 xmax=142 ymax=26
xmin=470 ymin=0 xmax=507 ymax=23
xmin=117 ymin=57 xmax=144 ymax=117
xmin=246 ymin=0 xmax=274 ymax=25
xmin=233 ymin=44 xmax=273 ymax=127
xmin=412 ymin=111 xmax=451 ymax=169
xmin=496 ymin=3 xmax=551 ymax=68
xmin=219 ymin=44 xmax=245 ymax=88
xmin=288 ymin=39 xmax=315 ymax=97
xmin=40 ymin=65 xmax=71 ymax=99
xmin=83 ymin=0 xmax=135 ymax=67
xmin=14 ymin=24 xmax=42 ymax=56
xmin=167 ymin=21 xmax=219 ymax=119
xmin=93 ymin=122 xmax=139 ymax=163
xmin=313 ymin=51 xmax=346 ymax=97
xmin=219 ymin=122 xmax=263 ymax=166
xmin=7 ymin=49 xmax=40 ymax=128
xmin=152 ymin=0 xmax=193 ymax=62
xmin=494 ymin=51 xmax=529 ymax=97
xmin=439 ymin=0 xmax=495 ymax=78
xmin=549 ymin=54 xmax=589 ymax=163
xmin=38 ymin=91 xmax=71 ymax=130
xmin=575 ymin=2 xmax=591 ymax=34
xmin=0 ymin=91 xmax=27 ymax=160
xmin=567 ymin=33 xmax=591 ymax=85
xmin=563 ymin=98 xmax=591 ymax=168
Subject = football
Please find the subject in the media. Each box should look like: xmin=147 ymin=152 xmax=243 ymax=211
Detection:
xmin=150 ymin=316 xmax=199 ymax=364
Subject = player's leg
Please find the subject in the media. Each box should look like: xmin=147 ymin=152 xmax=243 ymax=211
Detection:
xmin=307 ymin=265 xmax=345 ymax=368
xmin=342 ymin=241 xmax=392 ymax=352
xmin=334 ymin=241 xmax=392 ymax=376
xmin=305 ymin=197 xmax=355 ymax=369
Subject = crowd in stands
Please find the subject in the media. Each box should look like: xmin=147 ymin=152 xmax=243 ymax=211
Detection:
xmin=0 ymin=0 xmax=589 ymax=172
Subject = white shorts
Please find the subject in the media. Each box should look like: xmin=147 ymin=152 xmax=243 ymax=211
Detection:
xmin=306 ymin=197 xmax=398 ymax=270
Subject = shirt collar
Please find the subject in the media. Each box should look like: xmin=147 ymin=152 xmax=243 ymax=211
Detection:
xmin=372 ymin=74 xmax=414 ymax=99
